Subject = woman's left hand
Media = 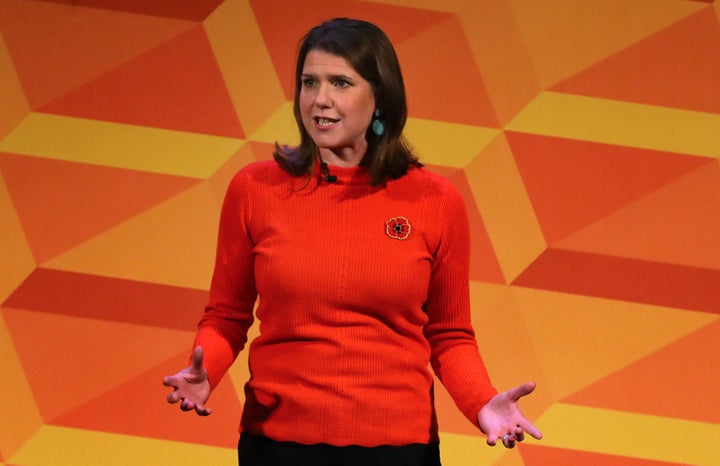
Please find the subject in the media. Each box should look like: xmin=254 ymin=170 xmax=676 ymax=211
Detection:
xmin=477 ymin=381 xmax=543 ymax=449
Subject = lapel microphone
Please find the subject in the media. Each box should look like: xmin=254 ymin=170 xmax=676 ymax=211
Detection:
xmin=320 ymin=161 xmax=337 ymax=183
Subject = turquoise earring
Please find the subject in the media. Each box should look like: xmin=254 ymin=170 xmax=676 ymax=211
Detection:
xmin=372 ymin=109 xmax=385 ymax=136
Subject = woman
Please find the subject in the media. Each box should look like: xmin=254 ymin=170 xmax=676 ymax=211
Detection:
xmin=164 ymin=17 xmax=541 ymax=465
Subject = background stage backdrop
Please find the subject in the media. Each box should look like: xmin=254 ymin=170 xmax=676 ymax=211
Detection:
xmin=2 ymin=1 xmax=720 ymax=465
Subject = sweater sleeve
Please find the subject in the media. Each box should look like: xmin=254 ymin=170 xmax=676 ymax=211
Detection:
xmin=193 ymin=169 xmax=258 ymax=391
xmin=423 ymin=182 xmax=498 ymax=427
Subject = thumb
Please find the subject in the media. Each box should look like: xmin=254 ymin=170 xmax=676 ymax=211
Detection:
xmin=191 ymin=346 xmax=204 ymax=372
xmin=509 ymin=381 xmax=536 ymax=401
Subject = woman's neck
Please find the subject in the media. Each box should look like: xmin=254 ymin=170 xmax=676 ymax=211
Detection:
xmin=318 ymin=144 xmax=366 ymax=167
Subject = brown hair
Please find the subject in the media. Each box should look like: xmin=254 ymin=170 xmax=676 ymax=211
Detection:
xmin=273 ymin=17 xmax=421 ymax=186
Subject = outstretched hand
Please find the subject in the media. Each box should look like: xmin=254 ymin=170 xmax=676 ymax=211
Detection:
xmin=477 ymin=381 xmax=542 ymax=449
xmin=163 ymin=346 xmax=212 ymax=416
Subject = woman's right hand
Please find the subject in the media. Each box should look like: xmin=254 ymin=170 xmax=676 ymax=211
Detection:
xmin=163 ymin=346 xmax=212 ymax=416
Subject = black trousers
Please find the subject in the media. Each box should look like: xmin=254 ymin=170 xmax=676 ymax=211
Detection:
xmin=238 ymin=433 xmax=442 ymax=466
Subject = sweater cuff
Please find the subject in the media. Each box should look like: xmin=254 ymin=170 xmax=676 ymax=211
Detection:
xmin=192 ymin=328 xmax=238 ymax=393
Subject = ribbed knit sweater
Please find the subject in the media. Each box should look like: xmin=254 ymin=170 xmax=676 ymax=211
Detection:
xmin=194 ymin=160 xmax=497 ymax=447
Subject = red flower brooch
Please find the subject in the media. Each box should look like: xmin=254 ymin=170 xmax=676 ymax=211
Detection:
xmin=385 ymin=216 xmax=411 ymax=240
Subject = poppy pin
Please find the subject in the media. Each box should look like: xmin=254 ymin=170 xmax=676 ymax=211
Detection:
xmin=385 ymin=216 xmax=411 ymax=240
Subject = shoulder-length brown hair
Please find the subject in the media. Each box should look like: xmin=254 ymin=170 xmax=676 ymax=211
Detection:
xmin=273 ymin=17 xmax=421 ymax=187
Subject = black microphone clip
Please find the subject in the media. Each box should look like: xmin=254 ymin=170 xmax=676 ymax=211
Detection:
xmin=321 ymin=162 xmax=337 ymax=183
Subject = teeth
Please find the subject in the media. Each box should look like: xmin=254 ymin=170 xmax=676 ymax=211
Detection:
xmin=317 ymin=118 xmax=336 ymax=127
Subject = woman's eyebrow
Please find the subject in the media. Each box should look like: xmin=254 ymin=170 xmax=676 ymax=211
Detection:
xmin=301 ymin=72 xmax=354 ymax=81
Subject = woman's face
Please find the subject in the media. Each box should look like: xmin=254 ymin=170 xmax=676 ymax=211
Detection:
xmin=299 ymin=49 xmax=376 ymax=165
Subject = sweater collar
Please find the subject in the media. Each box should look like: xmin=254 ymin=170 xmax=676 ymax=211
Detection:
xmin=315 ymin=159 xmax=371 ymax=186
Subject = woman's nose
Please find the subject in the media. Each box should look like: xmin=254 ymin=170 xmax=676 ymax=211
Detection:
xmin=313 ymin=83 xmax=331 ymax=107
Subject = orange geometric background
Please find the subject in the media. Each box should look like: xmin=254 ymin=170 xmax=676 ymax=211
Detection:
xmin=2 ymin=1 xmax=719 ymax=465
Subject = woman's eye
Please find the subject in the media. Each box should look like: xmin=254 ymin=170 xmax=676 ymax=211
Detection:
xmin=334 ymin=80 xmax=350 ymax=88
xmin=302 ymin=79 xmax=316 ymax=87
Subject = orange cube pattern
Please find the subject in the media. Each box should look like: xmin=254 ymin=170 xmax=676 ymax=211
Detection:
xmin=1 ymin=1 xmax=719 ymax=465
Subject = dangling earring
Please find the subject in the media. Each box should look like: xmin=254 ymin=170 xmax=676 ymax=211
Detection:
xmin=372 ymin=109 xmax=385 ymax=136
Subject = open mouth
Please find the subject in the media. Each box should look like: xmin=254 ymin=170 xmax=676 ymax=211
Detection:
xmin=315 ymin=117 xmax=339 ymax=127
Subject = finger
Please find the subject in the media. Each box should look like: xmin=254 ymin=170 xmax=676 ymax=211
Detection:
xmin=502 ymin=434 xmax=516 ymax=449
xmin=162 ymin=376 xmax=176 ymax=387
xmin=167 ymin=392 xmax=180 ymax=404
xmin=486 ymin=434 xmax=499 ymax=447
xmin=191 ymin=346 xmax=204 ymax=371
xmin=181 ymin=400 xmax=194 ymax=411
xmin=522 ymin=421 xmax=543 ymax=440
xmin=195 ymin=404 xmax=212 ymax=416
xmin=515 ymin=426 xmax=525 ymax=442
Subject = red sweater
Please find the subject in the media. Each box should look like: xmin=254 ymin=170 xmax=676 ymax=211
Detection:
xmin=194 ymin=160 xmax=497 ymax=446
